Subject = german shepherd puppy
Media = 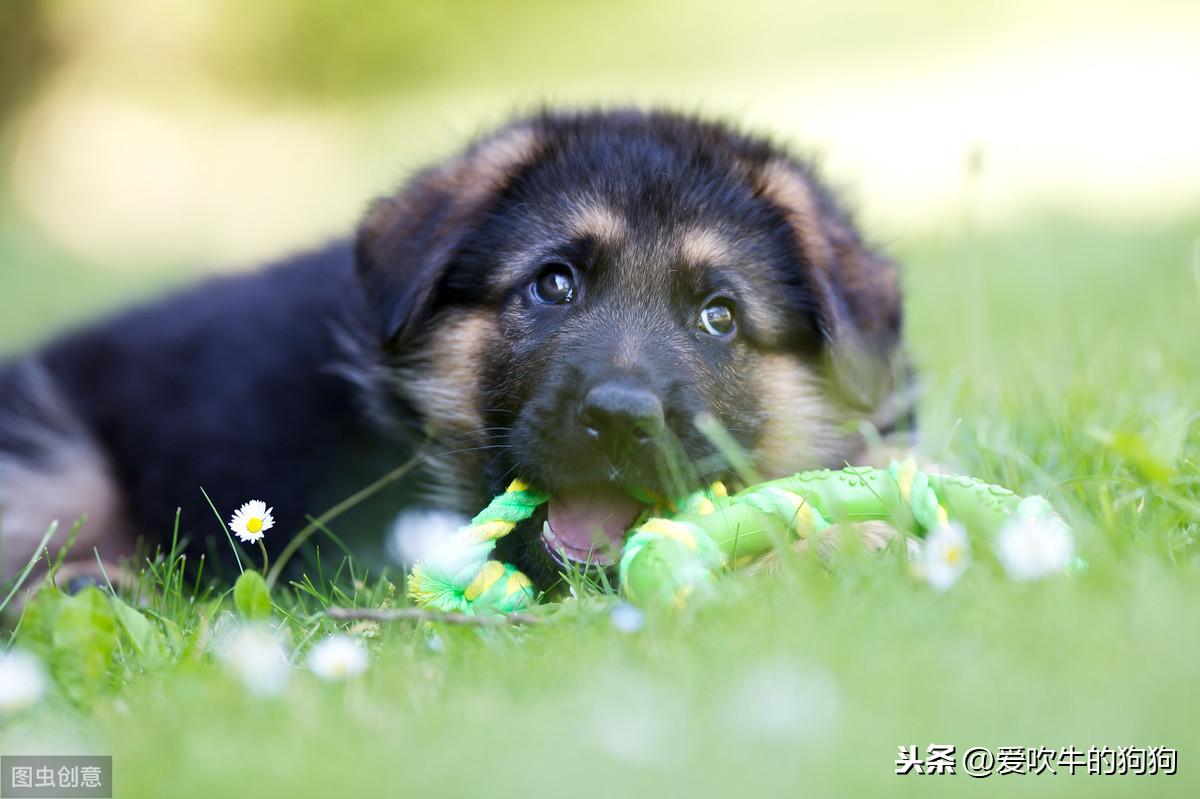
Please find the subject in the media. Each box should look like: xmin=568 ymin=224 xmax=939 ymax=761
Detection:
xmin=0 ymin=108 xmax=907 ymax=589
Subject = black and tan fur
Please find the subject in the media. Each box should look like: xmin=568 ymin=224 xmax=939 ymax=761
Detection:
xmin=0 ymin=108 xmax=907 ymax=589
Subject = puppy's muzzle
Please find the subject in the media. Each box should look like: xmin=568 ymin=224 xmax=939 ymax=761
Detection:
xmin=578 ymin=379 xmax=664 ymax=458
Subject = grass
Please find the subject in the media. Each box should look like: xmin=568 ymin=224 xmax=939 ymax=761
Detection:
xmin=2 ymin=210 xmax=1199 ymax=797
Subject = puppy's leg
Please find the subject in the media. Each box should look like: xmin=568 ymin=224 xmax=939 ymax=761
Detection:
xmin=742 ymin=520 xmax=902 ymax=577
xmin=0 ymin=360 xmax=134 ymax=587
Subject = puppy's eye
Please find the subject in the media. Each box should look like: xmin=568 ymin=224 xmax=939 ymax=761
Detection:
xmin=698 ymin=300 xmax=736 ymax=337
xmin=531 ymin=264 xmax=576 ymax=305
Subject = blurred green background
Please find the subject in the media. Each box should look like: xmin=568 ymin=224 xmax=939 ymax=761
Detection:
xmin=1 ymin=0 xmax=1198 ymax=352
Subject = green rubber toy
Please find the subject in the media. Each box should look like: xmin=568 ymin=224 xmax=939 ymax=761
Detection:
xmin=406 ymin=462 xmax=1066 ymax=614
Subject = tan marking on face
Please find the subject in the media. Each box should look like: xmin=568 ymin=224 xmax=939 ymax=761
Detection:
xmin=679 ymin=227 xmax=735 ymax=267
xmin=566 ymin=203 xmax=626 ymax=245
xmin=755 ymin=159 xmax=835 ymax=272
xmin=676 ymin=227 xmax=785 ymax=344
xmin=1 ymin=442 xmax=134 ymax=581
xmin=750 ymin=353 xmax=850 ymax=478
xmin=396 ymin=309 xmax=497 ymax=512
xmin=403 ymin=310 xmax=492 ymax=437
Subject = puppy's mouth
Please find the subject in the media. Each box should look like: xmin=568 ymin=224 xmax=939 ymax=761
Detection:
xmin=540 ymin=483 xmax=646 ymax=567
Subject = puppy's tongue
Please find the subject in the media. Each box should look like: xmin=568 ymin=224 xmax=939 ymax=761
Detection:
xmin=545 ymin=484 xmax=643 ymax=563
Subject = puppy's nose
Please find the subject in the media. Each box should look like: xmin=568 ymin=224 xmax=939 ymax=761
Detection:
xmin=579 ymin=381 xmax=665 ymax=451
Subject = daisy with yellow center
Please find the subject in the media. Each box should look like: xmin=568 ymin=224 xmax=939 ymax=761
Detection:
xmin=920 ymin=523 xmax=970 ymax=592
xmin=230 ymin=500 xmax=274 ymax=544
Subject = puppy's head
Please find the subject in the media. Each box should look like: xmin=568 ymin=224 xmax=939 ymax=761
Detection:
xmin=357 ymin=109 xmax=904 ymax=581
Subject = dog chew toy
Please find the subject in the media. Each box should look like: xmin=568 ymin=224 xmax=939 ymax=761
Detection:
xmin=406 ymin=462 xmax=1067 ymax=614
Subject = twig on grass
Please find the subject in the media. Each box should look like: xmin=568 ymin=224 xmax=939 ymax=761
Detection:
xmin=326 ymin=606 xmax=545 ymax=626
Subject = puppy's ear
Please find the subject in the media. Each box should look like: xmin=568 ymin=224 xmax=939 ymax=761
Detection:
xmin=355 ymin=124 xmax=542 ymax=345
xmin=753 ymin=158 xmax=904 ymax=410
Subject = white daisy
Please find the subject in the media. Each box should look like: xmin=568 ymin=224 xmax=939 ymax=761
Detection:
xmin=217 ymin=624 xmax=291 ymax=697
xmin=0 ymin=649 xmax=46 ymax=714
xmin=996 ymin=514 xmax=1074 ymax=581
xmin=230 ymin=500 xmax=274 ymax=543
xmin=921 ymin=523 xmax=970 ymax=591
xmin=306 ymin=634 xmax=368 ymax=682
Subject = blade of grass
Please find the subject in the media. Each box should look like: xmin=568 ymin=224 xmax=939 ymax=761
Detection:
xmin=92 ymin=548 xmax=117 ymax=594
xmin=266 ymin=451 xmax=426 ymax=589
xmin=200 ymin=486 xmax=244 ymax=574
xmin=694 ymin=411 xmax=762 ymax=485
xmin=0 ymin=520 xmax=57 ymax=617
xmin=48 ymin=514 xmax=86 ymax=582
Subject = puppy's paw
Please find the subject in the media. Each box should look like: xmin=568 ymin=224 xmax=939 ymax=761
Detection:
xmin=742 ymin=520 xmax=901 ymax=577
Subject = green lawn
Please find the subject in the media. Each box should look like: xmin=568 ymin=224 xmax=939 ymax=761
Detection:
xmin=1 ymin=212 xmax=1198 ymax=797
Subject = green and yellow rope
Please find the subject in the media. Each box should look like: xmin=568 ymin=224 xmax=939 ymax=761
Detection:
xmin=407 ymin=479 xmax=546 ymax=614
xmin=406 ymin=462 xmax=1066 ymax=615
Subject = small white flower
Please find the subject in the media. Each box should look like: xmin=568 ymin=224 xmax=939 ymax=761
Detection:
xmin=609 ymin=602 xmax=645 ymax=633
xmin=922 ymin=523 xmax=970 ymax=591
xmin=217 ymin=624 xmax=290 ymax=696
xmin=230 ymin=500 xmax=274 ymax=543
xmin=996 ymin=515 xmax=1074 ymax=581
xmin=0 ymin=649 xmax=46 ymax=714
xmin=307 ymin=634 xmax=368 ymax=682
